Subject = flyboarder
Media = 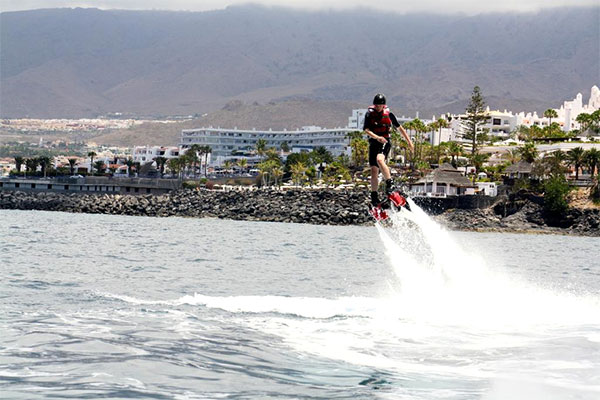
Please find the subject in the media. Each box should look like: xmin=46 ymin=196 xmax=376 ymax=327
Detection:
xmin=363 ymin=93 xmax=414 ymax=209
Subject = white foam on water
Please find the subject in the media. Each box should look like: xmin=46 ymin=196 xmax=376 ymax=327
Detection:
xmin=96 ymin=204 xmax=600 ymax=397
xmin=377 ymin=199 xmax=600 ymax=329
xmin=175 ymin=293 xmax=382 ymax=319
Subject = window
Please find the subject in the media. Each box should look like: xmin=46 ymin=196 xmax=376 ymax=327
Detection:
xmin=493 ymin=118 xmax=501 ymax=125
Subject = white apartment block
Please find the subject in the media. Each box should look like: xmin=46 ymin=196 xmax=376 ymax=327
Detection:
xmin=132 ymin=146 xmax=182 ymax=163
xmin=181 ymin=126 xmax=353 ymax=166
xmin=450 ymin=86 xmax=600 ymax=141
xmin=558 ymin=85 xmax=599 ymax=131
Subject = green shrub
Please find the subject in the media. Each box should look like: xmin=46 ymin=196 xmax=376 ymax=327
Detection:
xmin=543 ymin=175 xmax=571 ymax=215
xmin=182 ymin=180 xmax=200 ymax=189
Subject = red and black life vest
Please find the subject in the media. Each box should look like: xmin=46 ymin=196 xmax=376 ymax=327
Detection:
xmin=367 ymin=105 xmax=392 ymax=137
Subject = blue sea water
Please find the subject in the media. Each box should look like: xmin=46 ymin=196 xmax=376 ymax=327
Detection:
xmin=1 ymin=207 xmax=599 ymax=399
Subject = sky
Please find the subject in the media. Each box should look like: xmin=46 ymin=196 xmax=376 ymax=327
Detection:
xmin=1 ymin=0 xmax=598 ymax=15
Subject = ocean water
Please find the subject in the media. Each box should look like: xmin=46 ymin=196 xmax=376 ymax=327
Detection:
xmin=1 ymin=205 xmax=599 ymax=400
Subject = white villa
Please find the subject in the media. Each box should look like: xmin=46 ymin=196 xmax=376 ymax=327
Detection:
xmin=410 ymin=163 xmax=477 ymax=196
xmin=132 ymin=146 xmax=183 ymax=163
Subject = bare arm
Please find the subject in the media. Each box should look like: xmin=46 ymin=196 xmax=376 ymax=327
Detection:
xmin=397 ymin=125 xmax=414 ymax=152
xmin=364 ymin=128 xmax=387 ymax=144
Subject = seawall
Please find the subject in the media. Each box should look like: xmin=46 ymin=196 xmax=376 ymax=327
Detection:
xmin=1 ymin=189 xmax=598 ymax=236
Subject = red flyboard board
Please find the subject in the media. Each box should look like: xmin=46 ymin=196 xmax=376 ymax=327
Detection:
xmin=369 ymin=206 xmax=389 ymax=221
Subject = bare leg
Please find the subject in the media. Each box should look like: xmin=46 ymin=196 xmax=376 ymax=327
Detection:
xmin=370 ymin=166 xmax=379 ymax=192
xmin=376 ymin=154 xmax=391 ymax=180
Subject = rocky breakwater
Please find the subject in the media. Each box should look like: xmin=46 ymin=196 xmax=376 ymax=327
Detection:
xmin=0 ymin=189 xmax=373 ymax=226
xmin=435 ymin=191 xmax=600 ymax=237
xmin=2 ymin=189 xmax=598 ymax=235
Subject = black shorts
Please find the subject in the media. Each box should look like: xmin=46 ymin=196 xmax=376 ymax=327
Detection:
xmin=368 ymin=137 xmax=391 ymax=167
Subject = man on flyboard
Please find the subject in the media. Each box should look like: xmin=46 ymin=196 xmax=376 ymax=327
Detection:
xmin=363 ymin=93 xmax=414 ymax=220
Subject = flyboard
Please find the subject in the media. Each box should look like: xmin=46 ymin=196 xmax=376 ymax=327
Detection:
xmin=369 ymin=189 xmax=411 ymax=222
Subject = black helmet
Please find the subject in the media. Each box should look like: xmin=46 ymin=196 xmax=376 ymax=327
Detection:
xmin=373 ymin=93 xmax=386 ymax=105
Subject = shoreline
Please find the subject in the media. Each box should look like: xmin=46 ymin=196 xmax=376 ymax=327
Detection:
xmin=1 ymin=188 xmax=598 ymax=237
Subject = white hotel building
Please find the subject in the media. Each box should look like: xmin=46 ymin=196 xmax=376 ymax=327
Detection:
xmin=181 ymin=126 xmax=354 ymax=166
xmin=132 ymin=146 xmax=182 ymax=163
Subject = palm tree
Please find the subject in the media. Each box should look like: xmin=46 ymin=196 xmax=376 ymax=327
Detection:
xmin=133 ymin=162 xmax=141 ymax=177
xmin=505 ymin=148 xmax=521 ymax=164
xmin=202 ymin=146 xmax=212 ymax=177
xmin=67 ymin=158 xmax=77 ymax=175
xmin=188 ymin=144 xmax=202 ymax=177
xmin=272 ymin=166 xmax=284 ymax=187
xmin=576 ymin=113 xmax=591 ymax=134
xmin=14 ymin=156 xmax=24 ymax=175
xmin=264 ymin=148 xmax=282 ymax=164
xmin=566 ymin=147 xmax=586 ymax=180
xmin=469 ymin=152 xmax=490 ymax=183
xmin=447 ymin=141 xmax=463 ymax=168
xmin=434 ymin=118 xmax=449 ymax=163
xmin=258 ymin=159 xmax=275 ymax=186
xmin=88 ymin=151 xmax=97 ymax=175
xmin=541 ymin=150 xmax=567 ymax=177
xmin=24 ymin=158 xmax=38 ymax=176
xmin=591 ymin=110 xmax=600 ymax=134
xmin=305 ymin=165 xmax=317 ymax=186
xmin=408 ymin=118 xmax=427 ymax=163
xmin=350 ymin=137 xmax=368 ymax=167
xmin=290 ymin=162 xmax=307 ymax=186
xmin=94 ymin=160 xmax=105 ymax=174
xmin=223 ymin=160 xmax=233 ymax=173
xmin=154 ymin=156 xmax=168 ymax=178
xmin=237 ymin=158 xmax=248 ymax=173
xmin=517 ymin=142 xmax=538 ymax=163
xmin=530 ymin=125 xmax=544 ymax=139
xmin=255 ymin=139 xmax=267 ymax=159
xmin=280 ymin=141 xmax=290 ymax=153
xmin=584 ymin=148 xmax=600 ymax=179
xmin=543 ymin=109 xmax=558 ymax=126
xmin=125 ymin=158 xmax=135 ymax=177
xmin=186 ymin=147 xmax=200 ymax=177
xmin=167 ymin=157 xmax=184 ymax=180
xmin=38 ymin=156 xmax=52 ymax=178
xmin=311 ymin=146 xmax=333 ymax=164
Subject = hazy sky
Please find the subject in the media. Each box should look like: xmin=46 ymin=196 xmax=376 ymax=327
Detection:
xmin=1 ymin=0 xmax=598 ymax=15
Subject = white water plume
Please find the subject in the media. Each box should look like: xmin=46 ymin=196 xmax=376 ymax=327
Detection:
xmin=377 ymin=199 xmax=600 ymax=329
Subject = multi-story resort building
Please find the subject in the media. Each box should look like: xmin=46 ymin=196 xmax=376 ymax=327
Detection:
xmin=177 ymin=86 xmax=599 ymax=166
xmin=132 ymin=146 xmax=182 ymax=163
xmin=181 ymin=126 xmax=354 ymax=166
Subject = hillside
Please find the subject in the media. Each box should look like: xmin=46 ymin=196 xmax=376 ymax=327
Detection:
xmin=1 ymin=5 xmax=598 ymax=119
xmin=91 ymin=99 xmax=361 ymax=146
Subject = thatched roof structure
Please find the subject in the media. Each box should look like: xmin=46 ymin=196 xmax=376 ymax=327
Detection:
xmin=505 ymin=160 xmax=533 ymax=174
xmin=414 ymin=163 xmax=474 ymax=187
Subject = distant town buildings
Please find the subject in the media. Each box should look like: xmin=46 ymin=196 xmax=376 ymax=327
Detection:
xmin=180 ymin=126 xmax=353 ymax=166
xmin=0 ymin=118 xmax=182 ymax=133
xmin=449 ymin=86 xmax=600 ymax=141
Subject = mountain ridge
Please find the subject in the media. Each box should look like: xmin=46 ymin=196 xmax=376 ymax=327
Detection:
xmin=1 ymin=5 xmax=598 ymax=119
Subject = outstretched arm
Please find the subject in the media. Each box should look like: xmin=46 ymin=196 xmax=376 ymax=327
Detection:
xmin=397 ymin=125 xmax=414 ymax=152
